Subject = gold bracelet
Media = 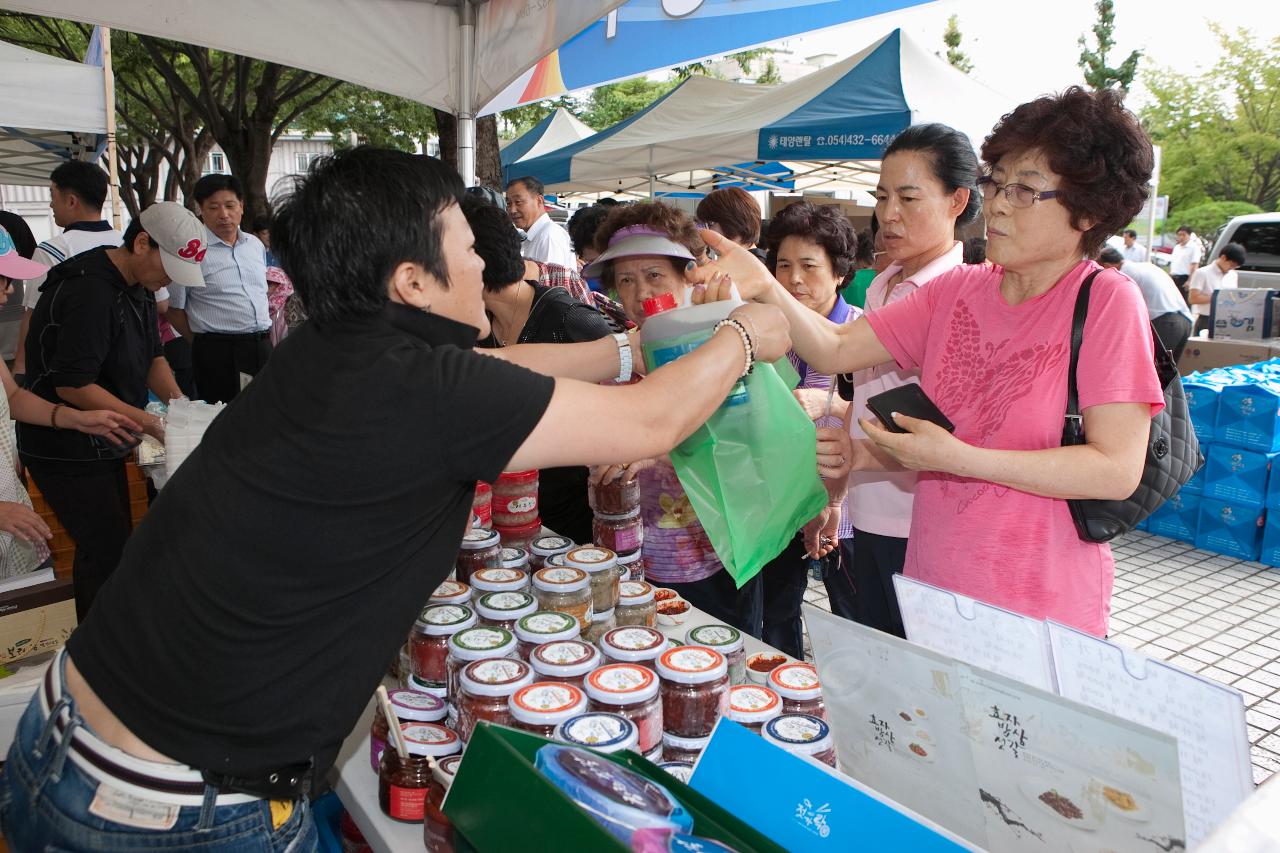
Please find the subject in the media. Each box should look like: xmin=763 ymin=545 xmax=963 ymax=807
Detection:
xmin=50 ymin=403 xmax=64 ymax=430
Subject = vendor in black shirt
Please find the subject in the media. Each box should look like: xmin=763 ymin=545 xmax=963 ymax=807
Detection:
xmin=0 ymin=148 xmax=792 ymax=852
xmin=19 ymin=202 xmax=194 ymax=619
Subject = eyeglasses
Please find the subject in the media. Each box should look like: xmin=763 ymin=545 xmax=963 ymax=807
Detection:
xmin=977 ymin=175 xmax=1060 ymax=209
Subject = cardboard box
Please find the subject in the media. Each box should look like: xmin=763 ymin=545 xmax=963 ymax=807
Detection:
xmin=1217 ymin=382 xmax=1280 ymax=452
xmin=0 ymin=576 xmax=75 ymax=665
xmin=1179 ymin=338 xmax=1277 ymax=375
xmin=1210 ymin=289 xmax=1280 ymax=340
xmin=1203 ymin=445 xmax=1278 ymax=507
xmin=1148 ymin=491 xmax=1201 ymax=542
xmin=1195 ymin=498 xmax=1265 ymax=561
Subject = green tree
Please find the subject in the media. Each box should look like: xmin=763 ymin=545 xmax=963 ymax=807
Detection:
xmin=1173 ymin=201 xmax=1264 ymax=239
xmin=579 ymin=78 xmax=677 ymax=130
xmin=295 ymin=83 xmax=435 ymax=152
xmin=496 ymin=95 xmax=580 ymax=140
xmin=1078 ymin=0 xmax=1140 ymax=92
xmin=1142 ymin=27 xmax=1280 ymax=213
xmin=939 ymin=15 xmax=973 ymax=74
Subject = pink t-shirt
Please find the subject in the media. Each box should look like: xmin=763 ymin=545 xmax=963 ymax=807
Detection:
xmin=865 ymin=260 xmax=1164 ymax=636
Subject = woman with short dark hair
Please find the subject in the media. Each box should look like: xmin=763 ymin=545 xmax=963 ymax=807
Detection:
xmin=694 ymin=88 xmax=1162 ymax=636
xmin=696 ymin=188 xmax=764 ymax=259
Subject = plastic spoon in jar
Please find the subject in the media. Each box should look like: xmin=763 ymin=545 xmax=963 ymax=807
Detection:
xmin=375 ymin=685 xmax=410 ymax=760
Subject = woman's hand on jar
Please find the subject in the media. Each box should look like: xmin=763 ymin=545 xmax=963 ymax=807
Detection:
xmin=859 ymin=412 xmax=964 ymax=473
xmin=589 ymin=458 xmax=657 ymax=486
xmin=687 ymin=229 xmax=775 ymax=302
xmin=728 ymin=303 xmax=790 ymax=363
xmin=0 ymin=501 xmax=51 ymax=544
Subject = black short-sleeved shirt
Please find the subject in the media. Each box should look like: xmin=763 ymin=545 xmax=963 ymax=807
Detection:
xmin=66 ymin=303 xmax=554 ymax=777
xmin=19 ymin=247 xmax=161 ymax=465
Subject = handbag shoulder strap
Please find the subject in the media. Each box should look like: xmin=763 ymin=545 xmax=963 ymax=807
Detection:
xmin=1066 ymin=269 xmax=1104 ymax=419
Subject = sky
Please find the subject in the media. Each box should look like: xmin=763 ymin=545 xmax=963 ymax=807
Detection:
xmin=766 ymin=0 xmax=1279 ymax=109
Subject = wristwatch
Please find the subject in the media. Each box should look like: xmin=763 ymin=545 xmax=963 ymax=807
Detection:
xmin=612 ymin=332 xmax=633 ymax=383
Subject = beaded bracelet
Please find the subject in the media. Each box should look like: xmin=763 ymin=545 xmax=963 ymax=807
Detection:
xmin=713 ymin=318 xmax=755 ymax=378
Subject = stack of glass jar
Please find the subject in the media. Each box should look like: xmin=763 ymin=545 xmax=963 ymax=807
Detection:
xmin=491 ymin=471 xmax=541 ymax=552
xmin=565 ymin=546 xmax=620 ymax=644
xmin=588 ymin=477 xmax=643 ymax=581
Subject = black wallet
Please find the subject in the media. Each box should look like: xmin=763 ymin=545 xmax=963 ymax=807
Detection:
xmin=865 ymin=383 xmax=955 ymax=434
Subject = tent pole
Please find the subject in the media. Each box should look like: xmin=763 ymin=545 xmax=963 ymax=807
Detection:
xmin=648 ymin=146 xmax=655 ymax=198
xmin=1146 ymin=144 xmax=1162 ymax=262
xmin=457 ymin=1 xmax=477 ymax=187
xmin=101 ymin=27 xmax=122 ymax=229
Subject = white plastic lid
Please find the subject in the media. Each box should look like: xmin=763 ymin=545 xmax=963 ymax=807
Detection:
xmin=584 ymin=663 xmax=660 ymax=705
xmin=459 ymin=658 xmax=534 ymax=698
xmin=685 ymin=624 xmax=744 ymax=655
xmin=448 ymin=626 xmax=517 ymax=660
xmin=500 ymin=547 xmax=529 ymax=570
xmin=656 ymin=646 xmax=728 ymax=685
xmin=728 ymin=685 xmax=783 ymax=726
xmin=657 ymin=761 xmax=694 ymax=784
xmin=509 ymin=682 xmax=589 ymax=725
xmin=599 ymin=627 xmax=666 ymax=663
xmin=763 ymin=714 xmax=833 ymax=757
xmin=515 ymin=611 xmax=581 ymax=644
xmin=399 ymin=722 xmax=461 ymax=758
xmin=617 ymin=550 xmax=643 ymax=566
xmin=532 ymin=566 xmax=590 ymax=593
xmin=530 ymin=640 xmax=601 ymax=678
xmin=415 ymin=604 xmax=478 ymax=637
xmin=618 ymin=581 xmax=654 ymax=606
xmin=545 ymin=553 xmax=570 ymax=568
xmin=431 ymin=754 xmax=463 ymax=788
xmin=768 ymin=663 xmax=822 ymax=700
xmin=591 ymin=608 xmax=615 ymax=624
xmin=406 ymin=675 xmax=448 ymax=701
xmin=429 ymin=580 xmax=471 ymax=604
xmin=564 ymin=546 xmax=618 ymax=574
xmin=556 ymin=712 xmax=638 ymax=754
xmin=530 ymin=535 xmax=574 ymax=558
xmin=460 ymin=528 xmax=500 ymax=550
xmin=661 ymin=731 xmax=710 ymax=753
xmin=476 ymin=591 xmax=537 ymax=622
xmin=388 ymin=689 xmax=447 ymax=723
xmin=470 ymin=567 xmax=529 ymax=593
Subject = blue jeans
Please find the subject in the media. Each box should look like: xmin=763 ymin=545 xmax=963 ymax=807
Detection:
xmin=0 ymin=655 xmax=317 ymax=852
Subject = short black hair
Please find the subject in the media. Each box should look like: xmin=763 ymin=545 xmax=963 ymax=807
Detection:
xmin=1123 ymin=229 xmax=1137 ymax=238
xmin=193 ymin=173 xmax=245 ymax=205
xmin=272 ymin=146 xmax=464 ymax=324
xmin=568 ymin=205 xmax=610 ymax=258
xmin=765 ymin=202 xmax=856 ymax=279
xmin=506 ymin=176 xmax=544 ymax=197
xmin=884 ymin=123 xmax=982 ymax=225
xmin=1098 ymin=246 xmax=1125 ymax=265
xmin=50 ymin=160 xmax=108 ymax=211
xmin=964 ymin=237 xmax=989 ymax=265
xmin=122 ymin=216 xmax=146 ymax=252
xmin=461 ymin=195 xmax=525 ymax=291
xmin=465 ymin=185 xmax=506 ymax=210
xmin=1176 ymin=224 xmax=1192 ymax=235
xmin=251 ymin=212 xmax=273 ymax=233
xmin=1220 ymin=242 xmax=1247 ymax=265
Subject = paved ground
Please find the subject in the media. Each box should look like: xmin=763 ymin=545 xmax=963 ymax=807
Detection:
xmin=802 ymin=529 xmax=1280 ymax=785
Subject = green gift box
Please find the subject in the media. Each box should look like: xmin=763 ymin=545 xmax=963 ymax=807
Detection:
xmin=444 ymin=722 xmax=786 ymax=852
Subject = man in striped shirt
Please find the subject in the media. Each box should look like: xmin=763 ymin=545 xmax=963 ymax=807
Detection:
xmin=14 ymin=161 xmax=122 ymax=380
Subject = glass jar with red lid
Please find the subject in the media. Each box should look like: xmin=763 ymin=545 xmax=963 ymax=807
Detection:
xmin=529 ymin=639 xmax=600 ymax=687
xmin=378 ymin=722 xmax=461 ymax=823
xmin=514 ymin=610 xmax=580 ymax=660
xmin=661 ymin=731 xmax=710 ymax=764
xmin=591 ymin=510 xmax=643 ymax=557
xmin=429 ymin=580 xmax=471 ymax=607
xmin=584 ymin=664 xmax=664 ymax=759
xmin=509 ymin=681 xmax=589 ymax=738
xmin=768 ymin=663 xmax=826 ymax=720
xmin=446 ymin=626 xmax=517 ymax=702
xmin=685 ymin=624 xmax=746 ymax=685
xmin=727 ymin=685 xmax=782 ymax=735
xmin=532 ymin=567 xmax=593 ymax=632
xmin=370 ymin=689 xmax=447 ymax=773
xmin=492 ymin=470 xmax=539 ymax=526
xmin=588 ymin=477 xmax=641 ymax=516
xmin=555 ymin=712 xmax=640 ymax=755
xmin=455 ymin=529 xmax=501 ymax=584
xmin=409 ymin=604 xmax=478 ymax=693
xmin=599 ymin=626 xmax=667 ymax=669
xmin=494 ymin=519 xmax=542 ymax=554
xmin=615 ymin=582 xmax=656 ymax=628
xmin=618 ymin=551 xmax=644 ymax=583
xmin=565 ymin=547 xmax=620 ymax=616
xmin=455 ymin=657 xmax=534 ymax=742
xmin=528 ymin=535 xmax=573 ymax=570
xmin=469 ymin=567 xmax=529 ymax=595
xmin=423 ymin=754 xmax=462 ymax=853
xmin=656 ymin=646 xmax=730 ymax=739
xmin=763 ymin=714 xmax=836 ymax=768
xmin=472 ymin=482 xmax=492 ymax=530
xmin=474 ymin=591 xmax=538 ymax=631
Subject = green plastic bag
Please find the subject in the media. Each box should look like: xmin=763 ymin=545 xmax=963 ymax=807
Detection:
xmin=645 ymin=330 xmax=828 ymax=588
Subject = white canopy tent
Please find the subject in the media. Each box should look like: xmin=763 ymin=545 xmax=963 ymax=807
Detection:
xmin=0 ymin=0 xmax=626 ymax=185
xmin=0 ymin=37 xmax=106 ymax=185
xmin=500 ymin=107 xmax=595 ymax=170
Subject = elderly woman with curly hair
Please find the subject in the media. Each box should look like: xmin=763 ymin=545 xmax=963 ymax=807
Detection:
xmin=693 ymin=88 xmax=1162 ymax=636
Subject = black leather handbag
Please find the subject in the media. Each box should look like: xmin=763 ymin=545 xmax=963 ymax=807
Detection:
xmin=1062 ymin=270 xmax=1204 ymax=543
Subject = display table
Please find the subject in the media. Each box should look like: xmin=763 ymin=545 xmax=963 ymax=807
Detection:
xmin=332 ymin=605 xmax=792 ymax=853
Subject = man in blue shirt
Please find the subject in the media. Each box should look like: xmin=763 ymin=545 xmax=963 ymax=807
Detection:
xmin=167 ymin=174 xmax=270 ymax=403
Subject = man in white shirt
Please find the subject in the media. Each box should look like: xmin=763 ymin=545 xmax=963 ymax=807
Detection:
xmin=1169 ymin=224 xmax=1203 ymax=302
xmin=1121 ymin=229 xmax=1148 ymax=263
xmin=505 ymin=176 xmax=576 ymax=269
xmin=14 ymin=161 xmax=122 ymax=379
xmin=1187 ymin=242 xmax=1246 ymax=335
xmin=1099 ymin=247 xmax=1193 ymax=362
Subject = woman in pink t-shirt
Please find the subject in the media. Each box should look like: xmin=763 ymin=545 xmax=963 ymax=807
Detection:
xmin=692 ymin=88 xmax=1164 ymax=637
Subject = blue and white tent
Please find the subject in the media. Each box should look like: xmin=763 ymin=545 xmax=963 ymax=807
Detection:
xmin=517 ymin=29 xmax=1014 ymax=196
xmin=501 ymin=108 xmax=596 ymax=175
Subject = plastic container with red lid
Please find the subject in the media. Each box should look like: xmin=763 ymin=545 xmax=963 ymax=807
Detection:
xmin=584 ymin=663 xmax=663 ymax=756
xmin=727 ymin=684 xmax=782 ymax=734
xmin=455 ymin=658 xmax=534 ymax=742
xmin=494 ymin=519 xmax=542 ymax=554
xmin=642 ymin=293 xmax=678 ymax=316
xmin=492 ymin=470 xmax=539 ymax=527
xmin=656 ymin=646 xmax=730 ymax=739
xmin=509 ymin=681 xmax=589 ymax=738
xmin=599 ymin=626 xmax=667 ymax=668
xmin=529 ymin=639 xmax=601 ymax=686
xmin=768 ymin=662 xmax=826 ymax=720
xmin=469 ymin=567 xmax=529 ymax=595
xmin=472 ymin=482 xmax=492 ymax=530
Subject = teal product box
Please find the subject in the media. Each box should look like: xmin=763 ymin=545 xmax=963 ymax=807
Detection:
xmin=1182 ymin=450 xmax=1208 ymax=495
xmin=1183 ymin=380 xmax=1221 ymax=444
xmin=1261 ymin=514 xmax=1280 ymax=566
xmin=1195 ymin=498 xmax=1265 ymax=561
xmin=1267 ymin=459 xmax=1280 ymax=510
xmin=1134 ymin=513 xmax=1148 ymax=531
xmin=1147 ymin=491 xmax=1201 ymax=542
xmin=1203 ymin=445 xmax=1278 ymax=508
xmin=1216 ymin=382 xmax=1280 ymax=452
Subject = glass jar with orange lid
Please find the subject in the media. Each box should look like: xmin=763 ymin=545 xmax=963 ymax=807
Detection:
xmin=685 ymin=624 xmax=746 ymax=685
xmin=469 ymin=567 xmax=529 ymax=595
xmin=454 ymin=657 xmax=534 ymax=742
xmin=509 ymin=681 xmax=589 ymax=738
xmin=768 ymin=662 xmax=826 ymax=720
xmin=727 ymin=684 xmax=782 ymax=735
xmin=429 ymin=580 xmax=471 ymax=607
xmin=583 ymin=663 xmax=664 ymax=759
xmin=656 ymin=646 xmax=730 ymax=739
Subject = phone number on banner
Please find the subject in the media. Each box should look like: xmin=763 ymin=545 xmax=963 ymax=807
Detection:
xmin=767 ymin=133 xmax=897 ymax=150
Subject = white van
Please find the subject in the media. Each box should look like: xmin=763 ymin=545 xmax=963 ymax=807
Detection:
xmin=1210 ymin=213 xmax=1280 ymax=289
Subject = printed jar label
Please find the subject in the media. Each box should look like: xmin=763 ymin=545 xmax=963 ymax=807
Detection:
xmin=392 ymin=691 xmax=445 ymax=713
xmin=402 ymin=723 xmax=455 ymax=746
xmin=521 ymin=612 xmax=575 ymax=634
xmin=538 ymin=641 xmax=592 ymax=665
xmin=502 ymin=496 xmax=537 ymax=514
xmin=432 ymin=581 xmax=466 ymax=598
xmin=388 ymin=784 xmax=428 ymax=821
xmin=663 ymin=647 xmax=721 ymax=673
xmin=468 ymin=659 xmax=526 ymax=684
xmin=456 ymin=628 xmax=509 ymax=650
xmin=774 ymin=664 xmax=820 ymax=691
xmin=539 ymin=568 xmax=586 ymax=584
xmin=771 ymin=715 xmax=825 ymax=743
xmin=481 ymin=568 xmax=522 ymax=583
xmin=608 ymin=628 xmax=663 ymax=651
xmin=591 ymin=664 xmax=654 ymax=693
xmin=619 ymin=581 xmax=650 ymax=600
xmin=516 ymin=683 xmax=579 ymax=712
xmin=463 ymin=529 xmax=497 ymax=544
xmin=731 ymin=686 xmax=779 ymax=713
xmin=569 ymin=548 xmax=610 ymax=564
xmin=534 ymin=536 xmax=571 ymax=551
xmin=564 ymin=714 xmax=628 ymax=745
xmin=422 ymin=605 xmax=470 ymax=626
xmin=484 ymin=592 xmax=532 ymax=611
xmin=691 ymin=625 xmax=738 ymax=646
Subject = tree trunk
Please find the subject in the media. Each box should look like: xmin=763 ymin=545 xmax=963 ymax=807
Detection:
xmin=431 ymin=109 xmax=503 ymax=190
xmin=219 ymin=118 xmax=276 ymax=221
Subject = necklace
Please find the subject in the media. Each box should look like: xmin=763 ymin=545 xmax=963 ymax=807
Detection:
xmin=491 ymin=282 xmax=533 ymax=346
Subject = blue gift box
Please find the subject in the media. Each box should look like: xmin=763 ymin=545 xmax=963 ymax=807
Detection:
xmin=1261 ymin=514 xmax=1280 ymax=567
xmin=1184 ymin=380 xmax=1222 ymax=444
xmin=1148 ymin=491 xmax=1200 ymax=542
xmin=1216 ymin=382 xmax=1280 ymax=452
xmin=1266 ymin=460 xmax=1280 ymax=511
xmin=1196 ymin=498 xmax=1265 ymax=561
xmin=1203 ymin=445 xmax=1278 ymax=507
xmin=1182 ymin=450 xmax=1208 ymax=495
